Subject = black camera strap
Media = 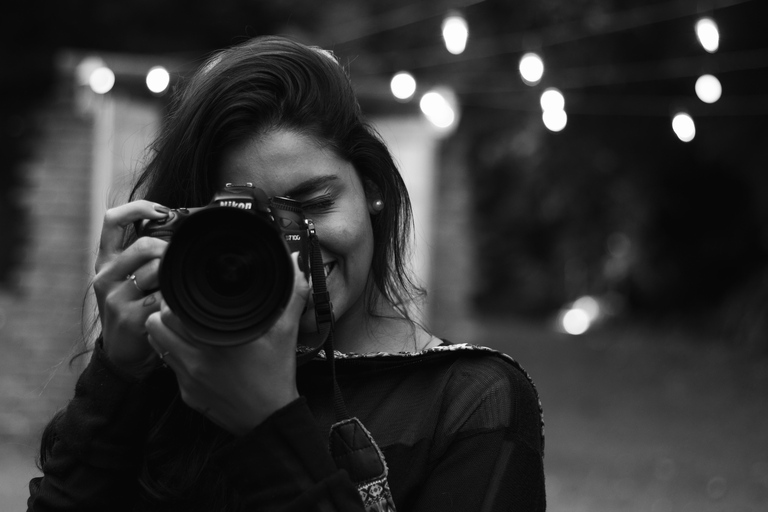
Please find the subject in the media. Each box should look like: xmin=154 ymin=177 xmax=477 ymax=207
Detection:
xmin=296 ymin=221 xmax=349 ymax=421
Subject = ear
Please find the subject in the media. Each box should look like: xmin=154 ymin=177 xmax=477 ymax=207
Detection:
xmin=363 ymin=179 xmax=384 ymax=215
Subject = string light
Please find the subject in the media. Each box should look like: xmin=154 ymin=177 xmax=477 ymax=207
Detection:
xmin=540 ymin=88 xmax=565 ymax=112
xmin=672 ymin=112 xmax=696 ymax=142
xmin=561 ymin=308 xmax=590 ymax=335
xmin=146 ymin=66 xmax=170 ymax=94
xmin=519 ymin=52 xmax=544 ymax=85
xmin=695 ymin=74 xmax=722 ymax=103
xmin=540 ymin=87 xmax=567 ymax=132
xmin=543 ymin=109 xmax=568 ymax=132
xmin=75 ymin=57 xmax=105 ymax=87
xmin=390 ymin=71 xmax=417 ymax=100
xmin=442 ymin=12 xmax=469 ymax=55
xmin=89 ymin=66 xmax=115 ymax=94
xmin=351 ymin=0 xmax=755 ymax=75
xmin=420 ymin=87 xmax=459 ymax=132
xmin=556 ymin=295 xmax=603 ymax=335
xmin=696 ymin=17 xmax=720 ymax=53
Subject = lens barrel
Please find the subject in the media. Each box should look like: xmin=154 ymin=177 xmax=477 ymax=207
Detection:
xmin=159 ymin=207 xmax=293 ymax=346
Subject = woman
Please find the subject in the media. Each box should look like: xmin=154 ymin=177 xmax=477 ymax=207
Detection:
xmin=28 ymin=36 xmax=545 ymax=511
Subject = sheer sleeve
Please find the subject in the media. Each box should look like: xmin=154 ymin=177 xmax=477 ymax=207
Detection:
xmin=27 ymin=340 xmax=156 ymax=512
xmin=411 ymin=355 xmax=546 ymax=511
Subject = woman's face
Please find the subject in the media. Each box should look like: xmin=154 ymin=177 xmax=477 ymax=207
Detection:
xmin=217 ymin=129 xmax=375 ymax=336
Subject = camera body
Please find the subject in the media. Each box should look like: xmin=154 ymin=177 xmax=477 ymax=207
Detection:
xmin=140 ymin=184 xmax=312 ymax=346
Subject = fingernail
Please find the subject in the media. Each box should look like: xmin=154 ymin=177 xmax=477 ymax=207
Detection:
xmin=154 ymin=204 xmax=170 ymax=215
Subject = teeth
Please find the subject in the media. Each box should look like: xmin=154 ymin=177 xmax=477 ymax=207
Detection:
xmin=323 ymin=263 xmax=334 ymax=276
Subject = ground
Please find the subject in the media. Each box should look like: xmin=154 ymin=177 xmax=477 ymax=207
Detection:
xmin=3 ymin=316 xmax=767 ymax=511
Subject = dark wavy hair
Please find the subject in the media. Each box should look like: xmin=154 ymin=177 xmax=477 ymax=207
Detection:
xmin=131 ymin=35 xmax=419 ymax=317
xmin=38 ymin=36 xmax=422 ymax=511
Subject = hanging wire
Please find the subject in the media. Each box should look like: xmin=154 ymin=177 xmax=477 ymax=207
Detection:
xmin=342 ymin=0 xmax=759 ymax=74
xmin=318 ymin=0 xmax=486 ymax=47
xmin=449 ymin=46 xmax=768 ymax=92
xmin=461 ymin=90 xmax=768 ymax=117
xmin=324 ymin=0 xmax=765 ymax=118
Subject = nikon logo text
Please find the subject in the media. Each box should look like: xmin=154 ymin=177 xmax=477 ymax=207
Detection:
xmin=285 ymin=235 xmax=301 ymax=241
xmin=219 ymin=201 xmax=252 ymax=209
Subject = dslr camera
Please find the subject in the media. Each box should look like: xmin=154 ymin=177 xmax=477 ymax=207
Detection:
xmin=140 ymin=184 xmax=314 ymax=347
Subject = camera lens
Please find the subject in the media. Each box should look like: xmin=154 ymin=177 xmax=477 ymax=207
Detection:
xmin=159 ymin=207 xmax=293 ymax=346
xmin=206 ymin=252 xmax=253 ymax=297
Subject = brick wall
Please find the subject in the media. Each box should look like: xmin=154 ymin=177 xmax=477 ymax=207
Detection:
xmin=0 ymin=84 xmax=93 ymax=444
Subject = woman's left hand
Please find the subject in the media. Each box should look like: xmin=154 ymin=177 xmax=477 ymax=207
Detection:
xmin=144 ymin=253 xmax=309 ymax=436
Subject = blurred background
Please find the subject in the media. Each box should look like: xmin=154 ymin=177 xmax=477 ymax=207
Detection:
xmin=2 ymin=0 xmax=767 ymax=510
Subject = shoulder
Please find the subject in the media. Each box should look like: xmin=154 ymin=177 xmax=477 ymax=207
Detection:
xmin=428 ymin=343 xmax=545 ymax=451
xmin=308 ymin=342 xmax=545 ymax=451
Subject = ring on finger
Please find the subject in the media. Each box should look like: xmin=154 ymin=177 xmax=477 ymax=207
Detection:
xmin=126 ymin=273 xmax=145 ymax=293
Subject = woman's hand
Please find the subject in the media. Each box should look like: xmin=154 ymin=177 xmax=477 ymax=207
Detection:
xmin=93 ymin=200 xmax=171 ymax=376
xmin=145 ymin=253 xmax=310 ymax=436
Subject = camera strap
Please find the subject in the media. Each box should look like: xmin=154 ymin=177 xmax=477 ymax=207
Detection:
xmin=296 ymin=221 xmax=350 ymax=421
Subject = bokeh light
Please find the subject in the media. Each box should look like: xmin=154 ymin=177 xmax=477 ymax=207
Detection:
xmin=672 ymin=112 xmax=696 ymax=142
xmin=573 ymin=295 xmax=600 ymax=322
xmin=696 ymin=17 xmax=720 ymax=53
xmin=540 ymin=88 xmax=565 ymax=112
xmin=542 ymin=109 xmax=567 ymax=132
xmin=75 ymin=56 xmax=105 ymax=87
xmin=390 ymin=71 xmax=417 ymax=101
xmin=695 ymin=74 xmax=722 ymax=103
xmin=519 ymin=52 xmax=544 ymax=85
xmin=556 ymin=295 xmax=604 ymax=335
xmin=561 ymin=308 xmax=590 ymax=335
xmin=146 ymin=66 xmax=170 ymax=94
xmin=442 ymin=13 xmax=469 ymax=55
xmin=88 ymin=66 xmax=115 ymax=94
xmin=420 ymin=89 xmax=457 ymax=130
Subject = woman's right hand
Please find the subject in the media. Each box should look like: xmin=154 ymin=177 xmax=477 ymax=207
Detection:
xmin=92 ymin=200 xmax=171 ymax=377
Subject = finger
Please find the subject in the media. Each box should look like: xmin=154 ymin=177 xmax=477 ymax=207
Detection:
xmin=124 ymin=257 xmax=162 ymax=295
xmin=98 ymin=236 xmax=167 ymax=285
xmin=98 ymin=200 xmax=170 ymax=262
xmin=104 ymin=285 xmax=163 ymax=324
xmin=146 ymin=308 xmax=196 ymax=366
xmin=288 ymin=252 xmax=311 ymax=315
xmin=146 ymin=333 xmax=172 ymax=366
xmin=280 ymin=252 xmax=312 ymax=322
xmin=99 ymin=287 xmax=163 ymax=362
xmin=157 ymin=299 xmax=194 ymax=340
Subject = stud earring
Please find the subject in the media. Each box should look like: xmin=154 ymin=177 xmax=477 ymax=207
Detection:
xmin=370 ymin=199 xmax=384 ymax=214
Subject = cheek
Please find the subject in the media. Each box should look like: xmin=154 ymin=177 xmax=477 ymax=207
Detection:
xmin=350 ymin=216 xmax=375 ymax=261
xmin=327 ymin=216 xmax=374 ymax=270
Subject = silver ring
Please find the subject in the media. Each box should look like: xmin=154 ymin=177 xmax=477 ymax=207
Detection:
xmin=126 ymin=273 xmax=145 ymax=293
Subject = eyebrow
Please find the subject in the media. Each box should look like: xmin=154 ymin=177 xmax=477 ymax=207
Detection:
xmin=283 ymin=175 xmax=340 ymax=198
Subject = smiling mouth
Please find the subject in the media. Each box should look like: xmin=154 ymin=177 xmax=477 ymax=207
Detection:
xmin=323 ymin=262 xmax=336 ymax=277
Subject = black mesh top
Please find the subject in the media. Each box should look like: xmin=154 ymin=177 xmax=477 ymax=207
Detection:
xmin=27 ymin=341 xmax=546 ymax=512
xmin=297 ymin=343 xmax=546 ymax=510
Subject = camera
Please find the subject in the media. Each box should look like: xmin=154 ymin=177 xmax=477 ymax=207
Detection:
xmin=140 ymin=184 xmax=312 ymax=347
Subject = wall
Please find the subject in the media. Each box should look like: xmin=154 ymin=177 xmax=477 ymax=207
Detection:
xmin=0 ymin=84 xmax=93 ymax=445
xmin=0 ymin=70 xmax=161 ymax=509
